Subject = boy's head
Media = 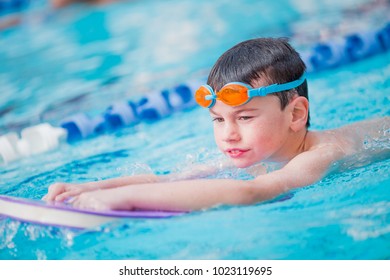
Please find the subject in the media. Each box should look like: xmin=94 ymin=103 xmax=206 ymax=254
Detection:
xmin=206 ymin=37 xmax=310 ymax=127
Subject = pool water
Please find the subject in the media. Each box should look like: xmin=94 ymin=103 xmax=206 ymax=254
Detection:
xmin=0 ymin=0 xmax=390 ymax=259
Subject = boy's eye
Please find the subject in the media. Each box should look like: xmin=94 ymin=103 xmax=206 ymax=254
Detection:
xmin=212 ymin=117 xmax=224 ymax=122
xmin=238 ymin=116 xmax=253 ymax=120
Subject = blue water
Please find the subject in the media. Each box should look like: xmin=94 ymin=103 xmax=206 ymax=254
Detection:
xmin=1 ymin=0 xmax=390 ymax=259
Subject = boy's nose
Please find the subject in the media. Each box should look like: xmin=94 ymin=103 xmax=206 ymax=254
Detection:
xmin=222 ymin=123 xmax=241 ymax=142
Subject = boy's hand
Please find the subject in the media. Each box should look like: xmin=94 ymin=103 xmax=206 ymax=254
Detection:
xmin=42 ymin=182 xmax=93 ymax=202
xmin=42 ymin=174 xmax=161 ymax=203
xmin=69 ymin=189 xmax=132 ymax=211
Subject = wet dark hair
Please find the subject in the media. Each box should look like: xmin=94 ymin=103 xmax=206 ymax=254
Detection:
xmin=207 ymin=37 xmax=310 ymax=127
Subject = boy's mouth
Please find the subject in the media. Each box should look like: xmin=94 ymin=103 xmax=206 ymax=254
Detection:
xmin=225 ymin=148 xmax=249 ymax=158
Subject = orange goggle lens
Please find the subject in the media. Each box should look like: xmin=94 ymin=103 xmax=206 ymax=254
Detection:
xmin=195 ymin=86 xmax=213 ymax=108
xmin=218 ymin=84 xmax=249 ymax=106
xmin=195 ymin=84 xmax=250 ymax=108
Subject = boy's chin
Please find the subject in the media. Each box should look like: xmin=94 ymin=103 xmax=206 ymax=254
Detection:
xmin=230 ymin=159 xmax=253 ymax=169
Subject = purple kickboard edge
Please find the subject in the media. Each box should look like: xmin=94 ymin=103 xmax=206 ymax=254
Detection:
xmin=0 ymin=195 xmax=183 ymax=226
xmin=0 ymin=213 xmax=89 ymax=230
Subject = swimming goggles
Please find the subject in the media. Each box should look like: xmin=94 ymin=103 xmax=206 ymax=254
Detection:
xmin=195 ymin=74 xmax=306 ymax=108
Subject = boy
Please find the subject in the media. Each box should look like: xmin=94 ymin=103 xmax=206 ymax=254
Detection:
xmin=43 ymin=38 xmax=389 ymax=211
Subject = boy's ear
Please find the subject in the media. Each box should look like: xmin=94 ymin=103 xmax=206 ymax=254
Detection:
xmin=289 ymin=96 xmax=309 ymax=132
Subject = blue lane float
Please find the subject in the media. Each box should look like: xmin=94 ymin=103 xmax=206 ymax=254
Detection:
xmin=105 ymin=82 xmax=197 ymax=125
xmin=60 ymin=81 xmax=199 ymax=143
xmin=0 ymin=80 xmax=202 ymax=164
xmin=345 ymin=30 xmax=383 ymax=61
xmin=304 ymin=22 xmax=390 ymax=72
xmin=1 ymin=22 xmax=389 ymax=164
xmin=60 ymin=113 xmax=106 ymax=142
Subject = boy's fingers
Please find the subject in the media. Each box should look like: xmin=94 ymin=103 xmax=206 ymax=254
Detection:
xmin=44 ymin=193 xmax=55 ymax=202
xmin=44 ymin=190 xmax=61 ymax=202
xmin=70 ymin=196 xmax=80 ymax=208
xmin=45 ymin=183 xmax=70 ymax=202
xmin=55 ymin=191 xmax=77 ymax=202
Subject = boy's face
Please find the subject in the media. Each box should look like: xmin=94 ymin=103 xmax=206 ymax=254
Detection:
xmin=210 ymin=95 xmax=292 ymax=168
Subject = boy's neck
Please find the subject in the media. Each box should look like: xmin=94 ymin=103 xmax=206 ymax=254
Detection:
xmin=269 ymin=129 xmax=310 ymax=163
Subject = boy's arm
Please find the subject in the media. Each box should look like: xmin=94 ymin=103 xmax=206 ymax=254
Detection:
xmin=70 ymin=145 xmax=345 ymax=211
xmin=44 ymin=161 xmax=227 ymax=202
xmin=43 ymin=174 xmax=160 ymax=202
xmin=71 ymin=178 xmax=256 ymax=211
xmin=250 ymin=143 xmax=345 ymax=198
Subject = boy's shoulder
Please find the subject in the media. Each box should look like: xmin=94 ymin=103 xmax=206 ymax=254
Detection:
xmin=307 ymin=117 xmax=389 ymax=155
xmin=305 ymin=129 xmax=355 ymax=157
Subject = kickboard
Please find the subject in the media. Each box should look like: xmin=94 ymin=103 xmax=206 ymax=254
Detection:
xmin=0 ymin=195 xmax=182 ymax=229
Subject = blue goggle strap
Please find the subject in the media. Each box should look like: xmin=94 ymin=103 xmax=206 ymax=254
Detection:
xmin=248 ymin=73 xmax=306 ymax=98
